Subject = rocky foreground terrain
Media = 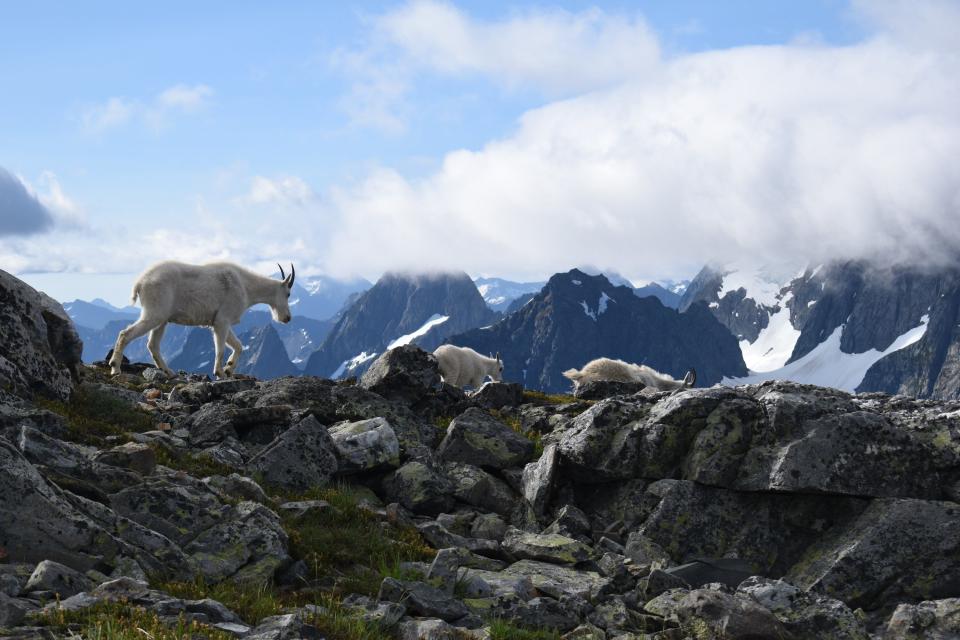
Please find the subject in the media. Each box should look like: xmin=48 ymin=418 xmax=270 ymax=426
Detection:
xmin=1 ymin=271 xmax=960 ymax=639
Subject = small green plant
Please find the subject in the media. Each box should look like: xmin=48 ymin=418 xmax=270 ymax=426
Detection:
xmin=156 ymin=576 xmax=286 ymax=625
xmin=488 ymin=619 xmax=562 ymax=640
xmin=36 ymin=385 xmax=155 ymax=446
xmin=278 ymin=483 xmax=434 ymax=597
xmin=37 ymin=600 xmax=234 ymax=639
xmin=434 ymin=415 xmax=453 ymax=431
xmin=150 ymin=444 xmax=238 ymax=478
xmin=490 ymin=410 xmax=544 ymax=456
xmin=303 ymin=594 xmax=397 ymax=640
xmin=521 ymin=390 xmax=578 ymax=405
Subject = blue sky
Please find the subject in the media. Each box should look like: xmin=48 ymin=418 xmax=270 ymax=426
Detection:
xmin=2 ymin=1 xmax=958 ymax=304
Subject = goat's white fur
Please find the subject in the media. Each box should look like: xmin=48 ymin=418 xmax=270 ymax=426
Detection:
xmin=433 ymin=345 xmax=503 ymax=389
xmin=109 ymin=261 xmax=294 ymax=379
xmin=563 ymin=358 xmax=695 ymax=392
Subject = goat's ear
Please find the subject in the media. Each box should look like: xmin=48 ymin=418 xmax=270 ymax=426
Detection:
xmin=496 ymin=351 xmax=501 ymax=363
xmin=283 ymin=263 xmax=296 ymax=289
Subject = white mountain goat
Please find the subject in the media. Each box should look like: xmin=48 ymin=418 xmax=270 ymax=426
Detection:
xmin=109 ymin=261 xmax=295 ymax=379
xmin=433 ymin=344 xmax=503 ymax=389
xmin=563 ymin=357 xmax=696 ymax=393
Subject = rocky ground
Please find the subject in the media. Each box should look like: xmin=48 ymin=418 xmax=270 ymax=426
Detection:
xmin=1 ymin=273 xmax=960 ymax=639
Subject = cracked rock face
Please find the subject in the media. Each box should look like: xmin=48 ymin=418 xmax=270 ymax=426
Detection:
xmin=0 ymin=269 xmax=82 ymax=401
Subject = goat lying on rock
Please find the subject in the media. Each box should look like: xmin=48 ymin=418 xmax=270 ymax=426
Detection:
xmin=109 ymin=261 xmax=295 ymax=379
xmin=433 ymin=344 xmax=503 ymax=389
xmin=563 ymin=357 xmax=695 ymax=393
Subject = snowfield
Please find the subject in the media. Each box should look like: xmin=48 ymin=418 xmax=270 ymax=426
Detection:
xmin=725 ymin=314 xmax=930 ymax=392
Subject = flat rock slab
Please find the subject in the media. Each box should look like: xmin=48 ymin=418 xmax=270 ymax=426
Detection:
xmin=502 ymin=559 xmax=612 ymax=601
xmin=437 ymin=407 xmax=533 ymax=470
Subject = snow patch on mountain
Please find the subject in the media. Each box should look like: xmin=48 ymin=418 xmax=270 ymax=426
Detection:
xmin=725 ymin=314 xmax=930 ymax=392
xmin=739 ymin=297 xmax=802 ymax=372
xmin=332 ymin=351 xmax=378 ymax=379
xmin=387 ymin=314 xmax=450 ymax=350
xmin=719 ymin=268 xmax=784 ymax=308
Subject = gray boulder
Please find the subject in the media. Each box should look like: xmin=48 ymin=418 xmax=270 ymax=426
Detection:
xmin=672 ymin=589 xmax=791 ymax=639
xmin=360 ymin=345 xmax=442 ymax=406
xmin=502 ymin=528 xmax=594 ymax=565
xmin=0 ymin=270 xmax=81 ymax=400
xmin=382 ymin=460 xmax=455 ymax=516
xmin=184 ymin=403 xmax=292 ymax=446
xmin=445 ymin=462 xmax=517 ymax=516
xmin=470 ymin=382 xmax=524 ymax=409
xmin=328 ymin=417 xmax=400 ymax=473
xmin=378 ymin=577 xmax=470 ymax=621
xmin=24 ymin=560 xmax=93 ymax=598
xmin=247 ymin=415 xmax=339 ymax=491
xmin=573 ymin=380 xmax=645 ymax=400
xmin=502 ymin=559 xmax=612 ymax=601
xmin=437 ymin=407 xmax=534 ymax=470
xmin=786 ymin=498 xmax=960 ymax=610
xmin=92 ymin=442 xmax=156 ymax=475
xmin=737 ymin=576 xmax=868 ymax=640
xmin=522 ymin=443 xmax=559 ymax=517
xmin=884 ymin=598 xmax=960 ymax=639
xmin=0 ymin=593 xmax=32 ymax=628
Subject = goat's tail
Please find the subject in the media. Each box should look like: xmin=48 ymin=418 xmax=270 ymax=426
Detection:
xmin=562 ymin=368 xmax=582 ymax=382
xmin=131 ymin=283 xmax=142 ymax=305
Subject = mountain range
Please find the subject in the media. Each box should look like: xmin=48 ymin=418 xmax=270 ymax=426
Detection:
xmin=303 ymin=271 xmax=499 ymax=379
xmin=449 ymin=269 xmax=746 ymax=393
xmin=58 ymin=262 xmax=960 ymax=399
xmin=681 ymin=261 xmax=960 ymax=399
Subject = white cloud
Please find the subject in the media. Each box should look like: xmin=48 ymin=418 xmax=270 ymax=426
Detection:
xmin=316 ymin=1 xmax=960 ymax=279
xmin=335 ymin=1 xmax=659 ymax=132
xmin=80 ymin=83 xmax=213 ymax=134
xmin=242 ymin=175 xmax=316 ymax=208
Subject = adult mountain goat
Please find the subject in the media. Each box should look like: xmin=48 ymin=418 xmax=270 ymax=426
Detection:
xmin=563 ymin=357 xmax=695 ymax=393
xmin=433 ymin=344 xmax=503 ymax=389
xmin=109 ymin=261 xmax=295 ymax=379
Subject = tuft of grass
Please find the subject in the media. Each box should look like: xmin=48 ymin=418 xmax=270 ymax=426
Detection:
xmin=156 ymin=576 xmax=286 ymax=625
xmin=278 ymin=483 xmax=434 ymax=597
xmin=150 ymin=444 xmax=238 ymax=478
xmin=36 ymin=385 xmax=155 ymax=446
xmin=489 ymin=619 xmax=562 ymax=640
xmin=304 ymin=594 xmax=397 ymax=640
xmin=433 ymin=415 xmax=453 ymax=431
xmin=522 ymin=390 xmax=578 ymax=406
xmin=490 ymin=410 xmax=544 ymax=456
xmin=37 ymin=600 xmax=234 ymax=640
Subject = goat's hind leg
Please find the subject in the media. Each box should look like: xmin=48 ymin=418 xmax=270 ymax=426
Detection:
xmin=147 ymin=323 xmax=174 ymax=378
xmin=109 ymin=315 xmax=163 ymax=376
xmin=223 ymin=328 xmax=242 ymax=376
xmin=211 ymin=323 xmax=229 ymax=379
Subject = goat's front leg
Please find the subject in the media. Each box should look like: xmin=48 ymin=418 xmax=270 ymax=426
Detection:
xmin=223 ymin=328 xmax=243 ymax=376
xmin=211 ymin=324 xmax=229 ymax=379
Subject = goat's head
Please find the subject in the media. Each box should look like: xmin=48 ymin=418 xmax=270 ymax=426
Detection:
xmin=491 ymin=351 xmax=504 ymax=382
xmin=270 ymin=263 xmax=296 ymax=323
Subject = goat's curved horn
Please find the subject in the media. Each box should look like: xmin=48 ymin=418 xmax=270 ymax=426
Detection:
xmin=277 ymin=263 xmax=286 ymax=280
xmin=287 ymin=263 xmax=296 ymax=288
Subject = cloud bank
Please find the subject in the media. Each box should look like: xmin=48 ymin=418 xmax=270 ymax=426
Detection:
xmin=7 ymin=1 xmax=960 ymax=286
xmin=321 ymin=0 xmax=960 ymax=279
xmin=0 ymin=168 xmax=56 ymax=237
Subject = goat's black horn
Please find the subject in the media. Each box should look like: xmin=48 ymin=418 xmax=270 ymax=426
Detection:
xmin=289 ymin=263 xmax=295 ymax=285
xmin=277 ymin=263 xmax=286 ymax=280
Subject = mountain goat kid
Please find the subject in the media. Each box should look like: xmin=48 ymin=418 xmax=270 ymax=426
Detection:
xmin=433 ymin=344 xmax=503 ymax=389
xmin=563 ymin=357 xmax=695 ymax=393
xmin=109 ymin=261 xmax=295 ymax=379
